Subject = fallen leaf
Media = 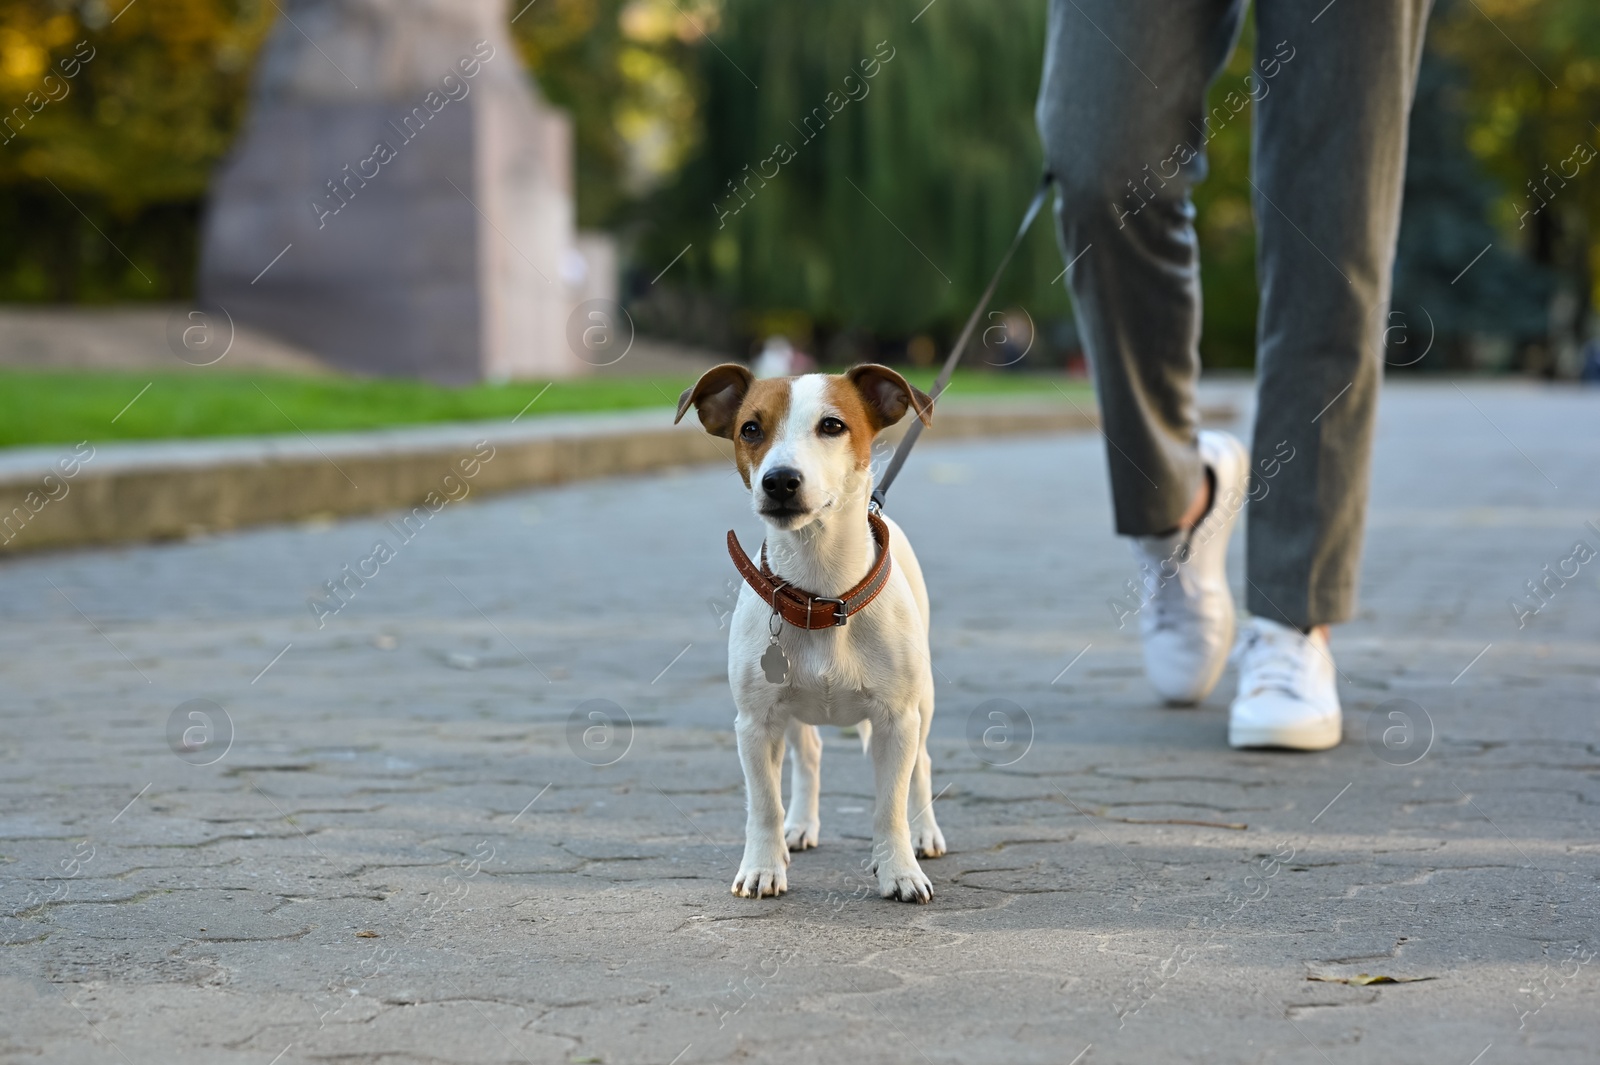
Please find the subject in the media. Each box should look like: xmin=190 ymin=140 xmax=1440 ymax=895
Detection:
xmin=1307 ymin=973 xmax=1435 ymax=986
xmin=355 ymin=930 xmax=380 ymax=938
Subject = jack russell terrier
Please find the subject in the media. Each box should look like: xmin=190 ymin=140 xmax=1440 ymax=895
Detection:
xmin=676 ymin=363 xmax=945 ymax=903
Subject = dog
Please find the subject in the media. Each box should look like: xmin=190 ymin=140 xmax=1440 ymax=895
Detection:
xmin=675 ymin=363 xmax=946 ymax=903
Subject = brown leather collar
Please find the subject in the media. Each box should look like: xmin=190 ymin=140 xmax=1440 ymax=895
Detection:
xmin=727 ymin=512 xmax=893 ymax=630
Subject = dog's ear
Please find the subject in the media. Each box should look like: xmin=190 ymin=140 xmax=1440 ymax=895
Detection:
xmin=675 ymin=363 xmax=755 ymax=438
xmin=846 ymin=364 xmax=933 ymax=431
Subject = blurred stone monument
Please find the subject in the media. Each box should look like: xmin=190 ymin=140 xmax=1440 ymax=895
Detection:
xmin=199 ymin=0 xmax=609 ymax=382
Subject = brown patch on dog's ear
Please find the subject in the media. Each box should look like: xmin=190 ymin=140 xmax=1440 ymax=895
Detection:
xmin=675 ymin=363 xmax=755 ymax=438
xmin=845 ymin=363 xmax=934 ymax=431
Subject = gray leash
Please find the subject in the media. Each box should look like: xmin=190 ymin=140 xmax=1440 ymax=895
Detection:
xmin=871 ymin=171 xmax=1055 ymax=511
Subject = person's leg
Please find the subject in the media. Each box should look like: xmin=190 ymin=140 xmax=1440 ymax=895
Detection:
xmin=1038 ymin=0 xmax=1253 ymax=706
xmin=1247 ymin=0 xmax=1432 ymax=630
xmin=1229 ymin=0 xmax=1431 ymax=750
xmin=1036 ymin=0 xmax=1247 ymax=536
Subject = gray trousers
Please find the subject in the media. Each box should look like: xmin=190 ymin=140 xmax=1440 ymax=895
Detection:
xmin=1036 ymin=0 xmax=1431 ymax=628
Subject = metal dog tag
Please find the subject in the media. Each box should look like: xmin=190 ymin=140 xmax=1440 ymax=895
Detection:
xmin=761 ymin=639 xmax=789 ymax=684
xmin=762 ymin=587 xmax=789 ymax=684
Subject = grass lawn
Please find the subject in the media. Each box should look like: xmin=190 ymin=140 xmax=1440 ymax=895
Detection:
xmin=0 ymin=368 xmax=1089 ymax=449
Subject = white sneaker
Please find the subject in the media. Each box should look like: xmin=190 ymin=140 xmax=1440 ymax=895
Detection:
xmin=1131 ymin=430 xmax=1250 ymax=705
xmin=1228 ymin=617 xmax=1342 ymax=750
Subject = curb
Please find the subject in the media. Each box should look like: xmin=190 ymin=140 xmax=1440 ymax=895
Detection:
xmin=0 ymin=399 xmax=1236 ymax=554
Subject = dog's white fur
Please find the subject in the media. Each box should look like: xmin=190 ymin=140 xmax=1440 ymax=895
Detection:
xmin=679 ymin=366 xmax=944 ymax=903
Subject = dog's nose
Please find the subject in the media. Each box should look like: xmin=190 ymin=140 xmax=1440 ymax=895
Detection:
xmin=761 ymin=466 xmax=803 ymax=502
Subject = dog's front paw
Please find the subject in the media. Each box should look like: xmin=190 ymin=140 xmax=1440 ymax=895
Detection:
xmin=913 ymin=821 xmax=946 ymax=859
xmin=876 ymin=860 xmax=933 ymax=904
xmin=784 ymin=820 xmax=820 ymax=851
xmin=731 ymin=861 xmax=788 ymax=899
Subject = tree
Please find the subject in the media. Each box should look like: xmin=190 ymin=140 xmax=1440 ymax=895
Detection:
xmin=1428 ymin=0 xmax=1600 ymax=373
xmin=0 ymin=0 xmax=274 ymax=300
xmin=1389 ymin=45 xmax=1553 ymax=370
xmin=634 ymin=0 xmax=1073 ymax=359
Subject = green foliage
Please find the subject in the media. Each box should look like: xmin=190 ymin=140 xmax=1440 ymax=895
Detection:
xmin=1391 ymin=46 xmax=1554 ymax=368
xmin=507 ymin=0 xmax=713 ymax=228
xmin=0 ymin=0 xmax=274 ymax=300
xmin=1429 ymin=0 xmax=1600 ymax=365
xmin=639 ymin=0 xmax=1072 ymax=352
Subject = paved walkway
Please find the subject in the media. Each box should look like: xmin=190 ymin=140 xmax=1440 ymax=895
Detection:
xmin=1 ymin=380 xmax=1596 ymax=1064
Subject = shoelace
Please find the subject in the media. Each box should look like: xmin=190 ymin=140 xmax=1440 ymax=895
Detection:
xmin=1232 ymin=626 xmax=1305 ymax=696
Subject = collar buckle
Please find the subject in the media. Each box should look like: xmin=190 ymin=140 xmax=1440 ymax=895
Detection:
xmin=812 ymin=596 xmax=848 ymax=627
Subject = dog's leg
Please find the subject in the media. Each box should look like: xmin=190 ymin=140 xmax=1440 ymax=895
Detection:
xmin=908 ymin=692 xmax=946 ymax=859
xmin=783 ymin=721 xmax=822 ymax=851
xmin=868 ymin=710 xmax=932 ymax=903
xmin=732 ymin=711 xmax=790 ymax=898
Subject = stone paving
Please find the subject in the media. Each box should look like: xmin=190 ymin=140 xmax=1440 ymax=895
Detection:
xmin=1 ymin=380 xmax=1597 ymax=1065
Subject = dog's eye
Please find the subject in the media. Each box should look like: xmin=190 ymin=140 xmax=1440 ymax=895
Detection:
xmin=739 ymin=421 xmax=763 ymax=442
xmin=818 ymin=417 xmax=846 ymax=437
